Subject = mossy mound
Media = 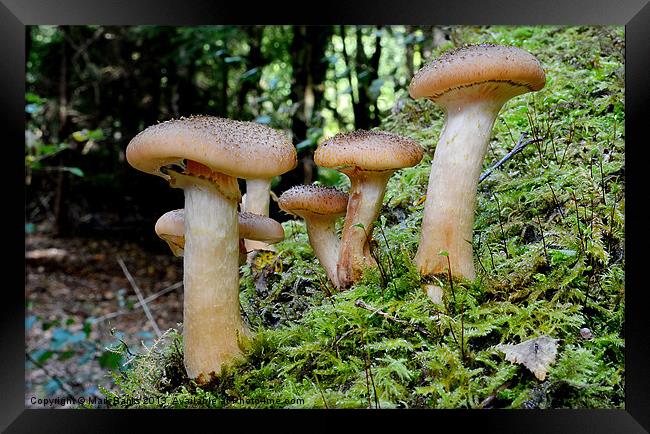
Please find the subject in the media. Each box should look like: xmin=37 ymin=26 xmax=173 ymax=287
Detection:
xmin=102 ymin=25 xmax=624 ymax=409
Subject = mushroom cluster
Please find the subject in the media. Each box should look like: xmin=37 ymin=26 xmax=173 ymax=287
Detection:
xmin=126 ymin=116 xmax=295 ymax=383
xmin=126 ymin=43 xmax=545 ymax=380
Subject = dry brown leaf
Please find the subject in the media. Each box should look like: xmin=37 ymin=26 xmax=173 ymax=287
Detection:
xmin=497 ymin=335 xmax=559 ymax=381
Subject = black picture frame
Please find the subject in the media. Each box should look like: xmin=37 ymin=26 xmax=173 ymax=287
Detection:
xmin=3 ymin=0 xmax=649 ymax=432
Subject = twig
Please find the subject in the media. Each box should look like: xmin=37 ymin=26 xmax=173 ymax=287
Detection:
xmin=546 ymin=182 xmax=565 ymax=221
xmin=313 ymin=375 xmax=329 ymax=409
xmin=479 ymin=133 xmax=541 ymax=183
xmin=95 ymin=281 xmax=183 ymax=323
xmin=569 ymin=191 xmax=586 ymax=257
xmin=360 ymin=330 xmax=379 ymax=409
xmin=479 ymin=379 xmax=513 ymax=408
xmin=446 ymin=255 xmax=457 ymax=306
xmin=26 ymin=352 xmax=77 ymax=401
xmin=117 ymin=256 xmax=162 ymax=337
xmin=536 ymin=214 xmax=548 ymax=263
xmin=492 ymin=193 xmax=510 ymax=259
xmin=354 ymin=299 xmax=431 ymax=337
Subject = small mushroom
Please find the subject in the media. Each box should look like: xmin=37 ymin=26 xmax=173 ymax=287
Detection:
xmin=409 ymin=44 xmax=545 ymax=284
xmin=155 ymin=209 xmax=285 ymax=264
xmin=127 ymin=115 xmax=296 ymax=382
xmin=278 ymin=185 xmax=348 ymax=289
xmin=315 ymin=131 xmax=424 ymax=288
xmin=241 ymin=177 xmax=279 ymax=254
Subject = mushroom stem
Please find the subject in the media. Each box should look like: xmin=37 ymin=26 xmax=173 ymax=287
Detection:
xmin=415 ymin=98 xmax=502 ymax=281
xmin=337 ymin=170 xmax=392 ymax=288
xmin=305 ymin=218 xmax=342 ymax=289
xmin=243 ymin=178 xmax=272 ymax=216
xmin=182 ymin=182 xmax=248 ymax=381
xmin=243 ymin=178 xmax=273 ymax=253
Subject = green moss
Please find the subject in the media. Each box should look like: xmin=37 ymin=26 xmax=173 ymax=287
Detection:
xmin=104 ymin=25 xmax=624 ymax=409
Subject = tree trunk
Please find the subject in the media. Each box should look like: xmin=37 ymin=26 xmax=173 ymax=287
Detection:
xmin=236 ymin=26 xmax=264 ymax=119
xmin=287 ymin=26 xmax=334 ymax=186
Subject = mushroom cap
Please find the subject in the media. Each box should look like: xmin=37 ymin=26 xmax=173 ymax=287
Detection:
xmin=278 ymin=185 xmax=349 ymax=220
xmin=314 ymin=130 xmax=424 ymax=172
xmin=409 ymin=44 xmax=546 ymax=100
xmin=238 ymin=212 xmax=285 ymax=244
xmin=155 ymin=209 xmax=285 ymax=252
xmin=126 ymin=115 xmax=297 ymax=180
xmin=155 ymin=209 xmax=184 ymax=238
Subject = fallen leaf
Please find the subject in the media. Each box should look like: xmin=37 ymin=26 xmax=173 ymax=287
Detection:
xmin=497 ymin=335 xmax=559 ymax=381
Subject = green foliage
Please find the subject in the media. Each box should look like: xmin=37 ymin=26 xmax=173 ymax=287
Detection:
xmin=103 ymin=25 xmax=624 ymax=409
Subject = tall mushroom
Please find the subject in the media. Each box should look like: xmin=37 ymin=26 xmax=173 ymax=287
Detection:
xmin=126 ymin=116 xmax=296 ymax=383
xmin=278 ymin=185 xmax=348 ymax=289
xmin=315 ymin=131 xmax=424 ymax=289
xmin=155 ymin=209 xmax=285 ymax=264
xmin=410 ymin=44 xmax=545 ymax=286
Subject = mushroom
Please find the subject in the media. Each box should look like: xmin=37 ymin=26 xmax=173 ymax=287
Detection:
xmin=278 ymin=185 xmax=348 ymax=289
xmin=410 ymin=44 xmax=545 ymax=286
xmin=154 ymin=209 xmax=285 ymax=264
xmin=126 ymin=116 xmax=296 ymax=382
xmin=241 ymin=179 xmax=277 ymax=253
xmin=315 ymin=131 xmax=424 ymax=289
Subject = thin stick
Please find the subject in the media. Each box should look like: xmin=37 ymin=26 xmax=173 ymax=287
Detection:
xmin=536 ymin=214 xmax=548 ymax=263
xmin=354 ymin=299 xmax=431 ymax=337
xmin=475 ymin=232 xmax=488 ymax=275
xmin=479 ymin=379 xmax=513 ymax=408
xmin=96 ymin=281 xmax=183 ymax=323
xmin=479 ymin=133 xmax=541 ymax=183
xmin=493 ymin=193 xmax=510 ymax=259
xmin=26 ymin=352 xmax=76 ymax=401
xmin=117 ymin=256 xmax=162 ymax=337
xmin=313 ymin=375 xmax=329 ymax=409
xmin=360 ymin=330 xmax=379 ymax=409
xmin=599 ymin=152 xmax=607 ymax=206
xmin=547 ymin=182 xmax=565 ymax=221
xmin=569 ymin=192 xmax=586 ymax=256
xmin=446 ymin=255 xmax=457 ymax=305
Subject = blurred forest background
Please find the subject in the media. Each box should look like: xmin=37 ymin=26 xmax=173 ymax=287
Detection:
xmin=25 ymin=25 xmax=452 ymax=244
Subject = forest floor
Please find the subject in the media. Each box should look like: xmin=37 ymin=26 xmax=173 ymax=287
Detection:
xmin=25 ymin=233 xmax=183 ymax=407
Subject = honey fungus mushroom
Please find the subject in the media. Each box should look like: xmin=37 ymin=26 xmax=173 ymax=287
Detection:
xmin=409 ymin=44 xmax=545 ymax=291
xmin=155 ymin=209 xmax=285 ymax=264
xmin=315 ymin=131 xmax=423 ymax=289
xmin=278 ymin=185 xmax=348 ymax=289
xmin=126 ymin=115 xmax=296 ymax=383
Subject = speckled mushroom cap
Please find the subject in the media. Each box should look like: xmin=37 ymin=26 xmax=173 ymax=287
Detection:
xmin=126 ymin=115 xmax=297 ymax=180
xmin=155 ymin=209 xmax=285 ymax=253
xmin=278 ymin=185 xmax=349 ymax=220
xmin=314 ymin=131 xmax=424 ymax=172
xmin=409 ymin=44 xmax=546 ymax=100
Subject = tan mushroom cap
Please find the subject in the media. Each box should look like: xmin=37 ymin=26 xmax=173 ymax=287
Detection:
xmin=315 ymin=130 xmax=424 ymax=172
xmin=126 ymin=115 xmax=297 ymax=180
xmin=238 ymin=212 xmax=285 ymax=244
xmin=278 ymin=185 xmax=348 ymax=220
xmin=409 ymin=44 xmax=546 ymax=100
xmin=155 ymin=209 xmax=285 ymax=253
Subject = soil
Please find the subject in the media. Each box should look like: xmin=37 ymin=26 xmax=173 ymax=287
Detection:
xmin=25 ymin=232 xmax=184 ymax=408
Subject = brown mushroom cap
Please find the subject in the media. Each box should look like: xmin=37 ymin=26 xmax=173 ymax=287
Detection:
xmin=409 ymin=44 xmax=546 ymax=100
xmin=278 ymin=185 xmax=349 ymax=220
xmin=126 ymin=115 xmax=297 ymax=180
xmin=155 ymin=209 xmax=284 ymax=252
xmin=314 ymin=130 xmax=424 ymax=172
xmin=238 ymin=212 xmax=285 ymax=244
